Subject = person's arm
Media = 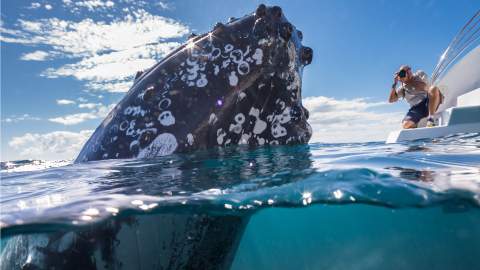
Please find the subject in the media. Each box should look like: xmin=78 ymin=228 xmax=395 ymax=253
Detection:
xmin=389 ymin=77 xmax=399 ymax=103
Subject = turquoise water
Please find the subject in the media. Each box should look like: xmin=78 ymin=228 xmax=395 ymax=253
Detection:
xmin=1 ymin=133 xmax=480 ymax=269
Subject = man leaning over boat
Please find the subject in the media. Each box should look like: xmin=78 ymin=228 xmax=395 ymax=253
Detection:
xmin=388 ymin=65 xmax=443 ymax=129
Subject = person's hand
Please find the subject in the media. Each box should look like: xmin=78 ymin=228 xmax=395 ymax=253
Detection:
xmin=393 ymin=74 xmax=399 ymax=84
xmin=392 ymin=74 xmax=398 ymax=89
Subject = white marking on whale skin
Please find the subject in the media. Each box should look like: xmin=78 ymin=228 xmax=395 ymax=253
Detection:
xmin=269 ymin=140 xmax=279 ymax=145
xmin=196 ymin=74 xmax=208 ymax=87
xmin=209 ymin=113 xmax=218 ymax=125
xmin=229 ymin=113 xmax=245 ymax=134
xmin=275 ymin=99 xmax=286 ymax=110
xmin=222 ymin=59 xmax=231 ymax=68
xmin=257 ymin=137 xmax=265 ymax=145
xmin=210 ymin=47 xmax=221 ymax=60
xmin=158 ymin=98 xmax=171 ymax=110
xmin=187 ymin=133 xmax=194 ymax=145
xmin=217 ymin=129 xmax=226 ymax=145
xmin=214 ymin=65 xmax=220 ymax=75
xmin=249 ymin=107 xmax=267 ymax=134
xmin=258 ymin=39 xmax=268 ymax=45
xmin=237 ymin=92 xmax=246 ymax=102
xmin=130 ymin=140 xmax=140 ymax=151
xmin=271 ymin=123 xmax=287 ymax=138
xmin=276 ymin=107 xmax=291 ymax=124
xmin=230 ymin=49 xmax=244 ymax=63
xmin=224 ymin=44 xmax=234 ymax=53
xmin=126 ymin=120 xmax=137 ymax=136
xmin=240 ymin=133 xmax=251 ymax=144
xmin=266 ymin=114 xmax=273 ymax=122
xmin=229 ymin=71 xmax=238 ymax=86
xmin=124 ymin=106 xmax=146 ymax=117
xmin=234 ymin=113 xmax=245 ymax=124
xmin=237 ymin=61 xmax=250 ymax=75
xmin=286 ymin=136 xmax=296 ymax=144
xmin=243 ymin=45 xmax=251 ymax=56
xmin=252 ymin=48 xmax=263 ymax=65
xmin=102 ymin=153 xmax=108 ymax=159
xmin=229 ymin=124 xmax=242 ymax=134
xmin=158 ymin=111 xmax=175 ymax=126
xmin=138 ymin=133 xmax=178 ymax=158
xmin=145 ymin=122 xmax=155 ymax=128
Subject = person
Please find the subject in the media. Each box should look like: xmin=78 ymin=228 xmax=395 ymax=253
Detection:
xmin=388 ymin=65 xmax=442 ymax=129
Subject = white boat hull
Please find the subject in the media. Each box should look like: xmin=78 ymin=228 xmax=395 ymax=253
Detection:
xmin=386 ymin=104 xmax=480 ymax=144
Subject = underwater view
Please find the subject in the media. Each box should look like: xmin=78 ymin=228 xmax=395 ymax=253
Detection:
xmin=1 ymin=133 xmax=480 ymax=269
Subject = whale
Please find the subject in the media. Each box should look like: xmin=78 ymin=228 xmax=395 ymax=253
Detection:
xmin=0 ymin=5 xmax=314 ymax=270
xmin=75 ymin=4 xmax=313 ymax=163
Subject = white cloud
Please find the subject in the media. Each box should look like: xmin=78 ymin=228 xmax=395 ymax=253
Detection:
xmin=42 ymin=42 xmax=179 ymax=92
xmin=49 ymin=113 xmax=99 ymax=125
xmin=86 ymin=80 xmax=133 ymax=93
xmin=78 ymin=102 xmax=102 ymax=109
xmin=1 ymin=114 xmax=41 ymax=123
xmin=1 ymin=9 xmax=189 ymax=92
xmin=28 ymin=3 xmax=42 ymax=9
xmin=45 ymin=4 xmax=53 ymax=10
xmin=20 ymin=50 xmax=51 ymax=61
xmin=156 ymin=2 xmax=171 ymax=10
xmin=74 ymin=0 xmax=115 ymax=11
xmin=56 ymin=99 xmax=76 ymax=105
xmin=49 ymin=103 xmax=115 ymax=125
xmin=303 ymin=96 xmax=404 ymax=143
xmin=8 ymin=130 xmax=93 ymax=160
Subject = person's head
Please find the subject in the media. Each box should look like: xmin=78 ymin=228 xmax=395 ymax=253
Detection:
xmin=396 ymin=65 xmax=413 ymax=82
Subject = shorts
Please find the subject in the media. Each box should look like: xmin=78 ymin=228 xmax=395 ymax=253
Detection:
xmin=403 ymin=97 xmax=429 ymax=124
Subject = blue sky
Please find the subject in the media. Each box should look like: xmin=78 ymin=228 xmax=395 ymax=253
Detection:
xmin=1 ymin=0 xmax=479 ymax=161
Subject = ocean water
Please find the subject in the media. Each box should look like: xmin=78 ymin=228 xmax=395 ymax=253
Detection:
xmin=1 ymin=133 xmax=479 ymax=269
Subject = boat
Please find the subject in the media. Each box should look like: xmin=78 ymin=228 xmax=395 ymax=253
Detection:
xmin=386 ymin=11 xmax=480 ymax=144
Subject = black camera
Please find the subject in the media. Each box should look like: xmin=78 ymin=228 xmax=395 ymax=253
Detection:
xmin=398 ymin=69 xmax=407 ymax=78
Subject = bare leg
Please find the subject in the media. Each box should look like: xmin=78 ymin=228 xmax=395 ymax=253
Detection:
xmin=428 ymin=86 xmax=441 ymax=116
xmin=402 ymin=120 xmax=417 ymax=129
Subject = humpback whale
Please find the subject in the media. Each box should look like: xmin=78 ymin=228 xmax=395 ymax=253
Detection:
xmin=0 ymin=5 xmax=314 ymax=270
xmin=75 ymin=3 xmax=313 ymax=162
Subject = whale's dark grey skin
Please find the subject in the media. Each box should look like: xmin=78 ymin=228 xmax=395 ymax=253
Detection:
xmin=75 ymin=4 xmax=313 ymax=163
xmin=0 ymin=5 xmax=313 ymax=270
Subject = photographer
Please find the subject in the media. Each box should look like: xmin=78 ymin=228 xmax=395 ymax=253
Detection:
xmin=389 ymin=65 xmax=443 ymax=129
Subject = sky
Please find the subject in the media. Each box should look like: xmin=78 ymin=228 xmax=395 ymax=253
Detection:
xmin=1 ymin=0 xmax=479 ymax=161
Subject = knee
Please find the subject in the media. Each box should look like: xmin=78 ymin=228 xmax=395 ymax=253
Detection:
xmin=402 ymin=121 xmax=416 ymax=129
xmin=428 ymin=86 xmax=440 ymax=97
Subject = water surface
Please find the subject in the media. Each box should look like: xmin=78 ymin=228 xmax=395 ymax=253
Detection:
xmin=1 ymin=133 xmax=479 ymax=269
